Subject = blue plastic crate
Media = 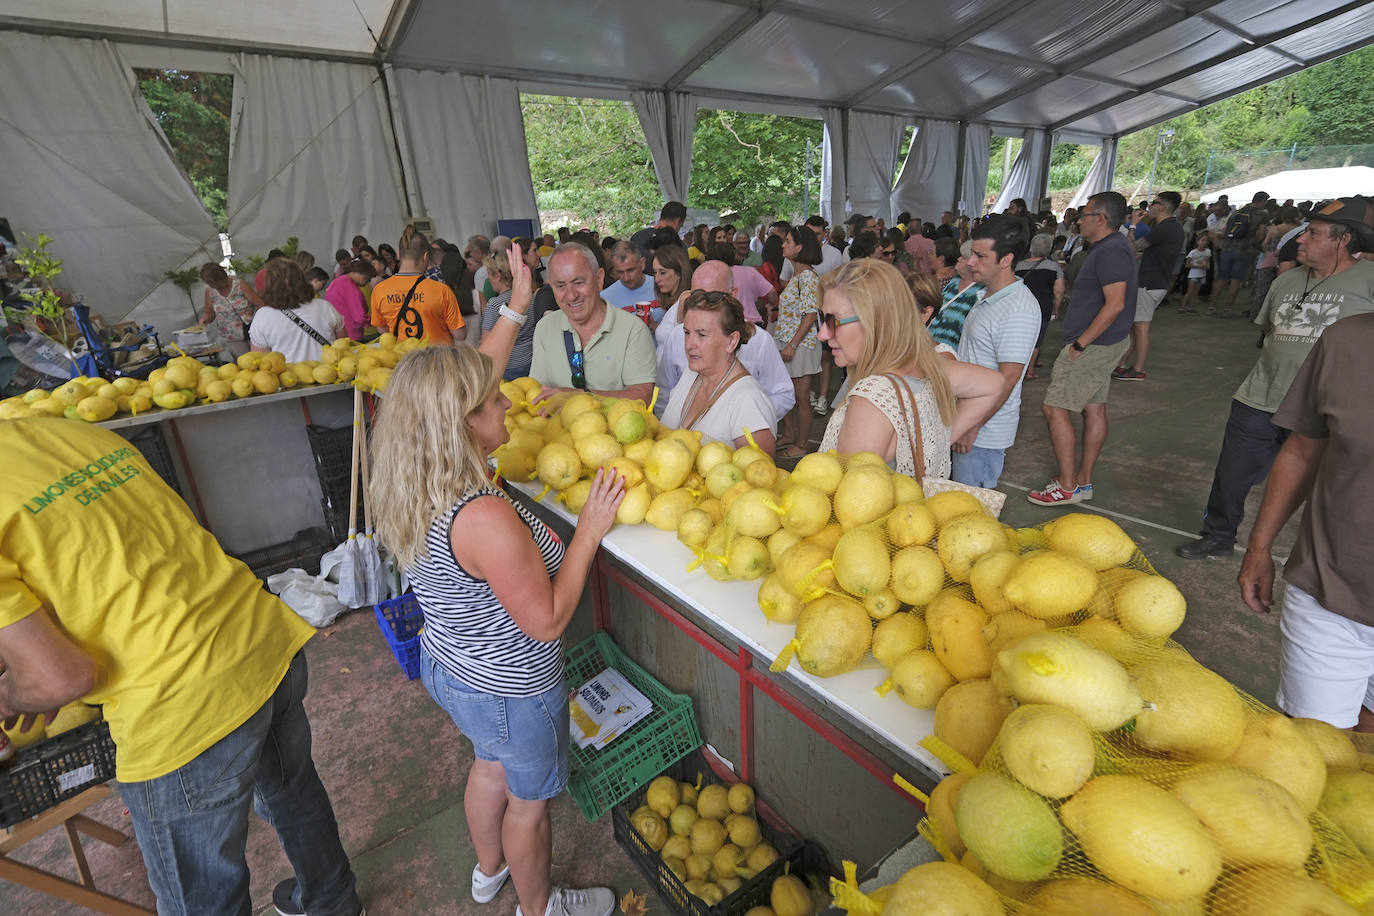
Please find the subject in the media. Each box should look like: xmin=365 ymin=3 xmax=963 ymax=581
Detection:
xmin=374 ymin=593 xmax=423 ymax=679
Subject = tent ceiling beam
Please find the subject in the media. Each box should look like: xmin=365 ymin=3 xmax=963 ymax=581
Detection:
xmin=664 ymin=0 xmax=784 ymax=91
xmin=844 ymin=0 xmax=1048 ymax=106
xmin=377 ymin=0 xmax=424 ymax=60
xmin=962 ymin=3 xmax=1202 ymax=120
xmin=1049 ymin=0 xmax=1367 ymax=132
xmin=1168 ymin=3 xmax=1308 ymax=67
xmin=0 ymin=16 xmax=379 ymax=65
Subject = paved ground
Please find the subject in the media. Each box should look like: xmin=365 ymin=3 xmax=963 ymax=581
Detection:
xmin=2 ymin=295 xmax=1296 ymax=915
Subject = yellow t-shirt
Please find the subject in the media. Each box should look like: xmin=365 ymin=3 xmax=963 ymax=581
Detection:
xmin=0 ymin=419 xmax=314 ymax=782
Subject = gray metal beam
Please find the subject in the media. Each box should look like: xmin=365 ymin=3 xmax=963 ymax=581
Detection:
xmin=1047 ymin=0 xmax=1369 ymax=132
xmin=843 ymin=0 xmax=1050 ymax=107
xmin=377 ymin=0 xmax=425 ymax=61
xmin=961 ymin=4 xmax=1199 ymax=120
xmin=664 ymin=0 xmax=784 ymax=91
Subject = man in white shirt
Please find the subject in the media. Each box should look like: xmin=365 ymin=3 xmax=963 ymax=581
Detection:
xmin=654 ymin=260 xmax=794 ymax=420
xmin=600 ymin=240 xmax=662 ymax=323
xmin=953 ymin=214 xmax=1042 ymax=487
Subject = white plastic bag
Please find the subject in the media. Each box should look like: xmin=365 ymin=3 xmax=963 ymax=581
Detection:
xmin=267 ymin=568 xmax=348 ymax=628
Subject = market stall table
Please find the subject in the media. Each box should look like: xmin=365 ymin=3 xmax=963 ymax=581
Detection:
xmin=509 ymin=481 xmax=942 ymax=868
xmin=98 ymin=383 xmax=355 ymax=559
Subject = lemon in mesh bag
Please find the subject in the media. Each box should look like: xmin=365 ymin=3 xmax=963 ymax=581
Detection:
xmin=1001 ymin=550 xmax=1098 ymax=619
xmin=1130 ymin=653 xmax=1248 ymax=761
xmin=954 ymin=772 xmax=1063 ymax=882
xmin=1042 ymin=512 xmax=1137 ymax=570
xmin=878 ymin=860 xmax=1001 ymax=915
xmin=927 ymin=591 xmax=993 ymax=681
xmin=995 ymin=631 xmax=1143 ymax=731
xmin=1022 ymin=877 xmax=1156 ymax=915
xmin=1211 ymin=867 xmax=1361 ymax=916
xmin=1170 ymin=763 xmax=1313 ymax=868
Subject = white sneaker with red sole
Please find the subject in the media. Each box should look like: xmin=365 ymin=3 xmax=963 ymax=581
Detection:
xmin=1027 ymin=480 xmax=1085 ymax=507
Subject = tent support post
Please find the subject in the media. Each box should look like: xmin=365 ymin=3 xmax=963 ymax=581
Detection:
xmin=953 ymin=121 xmax=968 ymax=214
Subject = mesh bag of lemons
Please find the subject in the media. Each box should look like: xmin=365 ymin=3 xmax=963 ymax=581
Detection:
xmin=829 ymin=620 xmax=1374 ymax=914
xmin=0 ymin=334 xmax=418 ymax=423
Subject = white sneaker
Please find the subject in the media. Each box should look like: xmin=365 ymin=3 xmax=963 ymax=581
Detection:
xmin=473 ymin=862 xmax=510 ymax=903
xmin=516 ymin=885 xmax=615 ymax=916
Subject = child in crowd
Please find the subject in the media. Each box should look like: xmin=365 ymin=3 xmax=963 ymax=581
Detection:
xmin=1180 ymin=234 xmax=1211 ymax=315
xmin=306 ymin=267 xmax=330 ymax=297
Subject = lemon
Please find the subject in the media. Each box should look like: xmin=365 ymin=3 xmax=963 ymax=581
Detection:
xmin=934 ymin=679 xmax=1013 ymax=766
xmin=1061 ymin=775 xmax=1221 ymax=901
xmin=230 ymin=376 xmax=255 ymax=398
xmin=969 ymin=550 xmax=1020 ymax=614
xmin=863 ymin=588 xmax=902 ymax=620
xmin=251 ymin=370 xmax=280 ymax=394
xmin=980 ymin=610 xmax=1045 ymax=653
xmin=777 ymin=485 xmax=831 ymax=536
xmin=1172 ymin=764 xmax=1313 ymax=867
xmin=567 ymin=410 xmax=609 ymax=440
xmin=604 ymin=456 xmax=645 ymax=489
xmin=766 ymin=528 xmax=803 ymax=568
xmin=888 ymin=546 xmax=944 ymax=607
xmin=1086 ymin=567 xmax=1146 ymax=618
xmin=612 ymin=409 xmax=648 ymax=444
xmin=880 ymin=861 xmax=1002 ymax=916
xmin=726 ymin=536 xmax=770 ymax=580
xmin=559 ymin=392 xmax=602 ymax=425
xmin=998 ymin=703 xmax=1096 ymax=798
xmin=996 ymin=632 xmax=1142 ymax=731
xmin=891 ymin=473 xmax=924 ymax=505
xmin=701 ymin=527 xmax=733 ymax=581
xmin=805 ymin=522 xmax=843 ymax=552
xmin=1044 ymin=513 xmax=1137 ymax=570
xmin=883 ymin=650 xmax=953 ymax=708
xmin=1002 ymin=550 xmax=1098 ymax=619
xmin=786 ymin=594 xmax=871 ymax=677
xmin=726 ymin=488 xmax=782 ymax=538
xmin=203 ymin=380 xmax=232 ymax=403
xmin=926 ymin=491 xmax=986 ymax=528
xmin=926 ymin=591 xmax=992 ymax=680
xmin=705 ymin=461 xmax=744 ymax=497
xmin=956 ymin=772 xmax=1064 ymax=882
xmin=743 ymin=459 xmax=776 ymax=489
xmin=616 ymin=484 xmax=652 ymax=525
xmin=775 ymin=541 xmax=836 ymax=600
xmin=1319 ymin=769 xmax=1374 ymax=858
xmin=1291 ymin=717 xmax=1360 ymax=770
xmin=535 ymin=442 xmax=582 ymax=490
xmin=1113 ymin=575 xmax=1187 ymax=638
xmin=1024 ymin=879 xmax=1157 ymax=916
xmin=692 ymin=440 xmax=734 ymax=476
xmin=757 ymin=574 xmax=805 ymax=624
xmin=1132 ymin=656 xmax=1246 ymax=761
xmin=677 ymin=509 xmax=715 ymax=549
xmin=645 ymin=438 xmax=695 ymax=491
xmin=937 ymin=512 xmax=1006 ymax=582
xmin=832 ymin=526 xmax=890 ymax=598
xmin=884 ymin=501 xmax=936 ymax=548
xmin=1211 ymin=868 xmax=1361 ymax=916
xmin=574 ymin=432 xmax=622 ymax=470
xmin=790 ymin=451 xmax=843 ymax=493
xmin=1225 ymin=713 xmax=1327 ymax=811
xmin=646 ymin=488 xmax=699 ymax=531
xmin=75 ymin=395 xmax=118 ymax=422
xmin=557 ymin=479 xmax=593 ymax=513
xmin=312 ymin=364 xmax=338 ymax=384
xmin=833 ymin=465 xmax=895 ymax=529
xmin=872 ymin=613 xmax=928 ymax=670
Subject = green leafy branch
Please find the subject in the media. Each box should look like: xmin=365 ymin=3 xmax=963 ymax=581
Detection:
xmin=3 ymin=234 xmax=72 ymax=351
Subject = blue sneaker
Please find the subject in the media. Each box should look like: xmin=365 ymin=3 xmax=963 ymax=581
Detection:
xmin=1075 ymin=484 xmax=1093 ymax=501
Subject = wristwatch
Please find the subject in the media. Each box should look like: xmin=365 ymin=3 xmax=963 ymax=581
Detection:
xmin=1070 ymin=339 xmax=1086 ymax=352
xmin=498 ymin=304 xmax=527 ymax=327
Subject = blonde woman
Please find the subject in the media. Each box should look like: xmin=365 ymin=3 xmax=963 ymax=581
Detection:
xmin=370 ymin=243 xmax=625 ymax=916
xmin=817 ymin=258 xmax=1002 ymax=479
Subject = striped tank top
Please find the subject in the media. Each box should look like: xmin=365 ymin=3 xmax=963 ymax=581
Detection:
xmin=410 ymin=485 xmax=565 ymax=696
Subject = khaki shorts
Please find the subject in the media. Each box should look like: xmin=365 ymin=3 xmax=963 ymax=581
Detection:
xmin=1136 ymin=287 xmax=1167 ymax=322
xmin=1045 ymin=337 xmax=1130 ymax=412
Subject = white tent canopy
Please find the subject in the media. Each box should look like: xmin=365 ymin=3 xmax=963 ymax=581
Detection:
xmin=1199 ymin=166 xmax=1374 ymax=204
xmin=2 ymin=1 xmax=1372 ymax=336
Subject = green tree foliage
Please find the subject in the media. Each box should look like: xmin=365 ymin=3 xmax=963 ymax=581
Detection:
xmin=1291 ymin=47 xmax=1374 ymax=145
xmin=687 ymin=110 xmax=821 ymax=228
xmin=522 ymin=95 xmax=661 ymax=237
xmin=136 ymin=69 xmax=232 ymax=228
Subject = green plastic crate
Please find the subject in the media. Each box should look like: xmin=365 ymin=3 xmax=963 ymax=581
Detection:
xmin=563 ymin=631 xmax=701 ymax=821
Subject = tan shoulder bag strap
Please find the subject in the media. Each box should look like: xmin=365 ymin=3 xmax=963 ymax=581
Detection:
xmin=882 ymin=373 xmax=925 ymax=481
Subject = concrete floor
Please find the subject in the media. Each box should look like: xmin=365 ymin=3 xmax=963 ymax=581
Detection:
xmin=2 ymin=294 xmax=1294 ymax=915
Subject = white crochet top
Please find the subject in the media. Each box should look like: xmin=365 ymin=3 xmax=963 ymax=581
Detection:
xmin=819 ymin=373 xmax=951 ymax=480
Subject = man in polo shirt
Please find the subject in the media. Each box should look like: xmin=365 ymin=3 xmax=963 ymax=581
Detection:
xmin=1028 ymin=191 xmax=1136 ymax=507
xmin=529 ymin=242 xmax=657 ymax=404
xmin=953 ymin=215 xmax=1042 ymax=488
xmin=1113 ymin=190 xmax=1185 ymax=381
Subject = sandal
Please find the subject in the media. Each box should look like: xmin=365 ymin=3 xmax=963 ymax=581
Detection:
xmin=778 ymin=445 xmax=809 ymax=458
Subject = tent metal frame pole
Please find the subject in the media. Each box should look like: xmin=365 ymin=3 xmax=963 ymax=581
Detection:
xmin=953 ymin=122 xmax=968 ymax=215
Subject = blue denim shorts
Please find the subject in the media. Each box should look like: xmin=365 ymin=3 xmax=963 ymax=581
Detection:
xmin=419 ymin=647 xmax=570 ymax=801
xmin=1218 ymin=248 xmax=1250 ymax=282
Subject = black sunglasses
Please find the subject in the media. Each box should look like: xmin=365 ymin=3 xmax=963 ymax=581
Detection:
xmin=569 ymin=349 xmax=586 ymax=390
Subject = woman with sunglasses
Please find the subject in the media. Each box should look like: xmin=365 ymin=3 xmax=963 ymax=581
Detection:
xmin=817 ymin=259 xmax=1001 ymax=479
xmin=370 ymin=241 xmax=625 ymax=916
xmin=660 ymin=290 xmax=777 ymax=455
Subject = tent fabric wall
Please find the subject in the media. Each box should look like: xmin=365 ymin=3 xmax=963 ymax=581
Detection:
xmin=993 ymin=128 xmax=1050 ymax=212
xmin=889 ymin=119 xmax=960 ymax=225
xmin=1068 ymin=139 xmax=1118 ymax=209
xmin=0 ymin=33 xmax=220 ymax=332
xmin=846 ymin=112 xmax=907 ymax=223
xmin=820 ymin=108 xmax=847 ymax=228
xmin=227 ymin=54 xmax=407 ymax=264
xmin=632 ymin=90 xmax=697 ymax=204
xmin=961 ymin=122 xmax=993 ymax=218
xmin=392 ymin=69 xmax=539 ymax=242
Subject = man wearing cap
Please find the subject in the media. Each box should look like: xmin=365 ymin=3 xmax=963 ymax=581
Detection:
xmin=1179 ymin=198 xmax=1374 ymax=559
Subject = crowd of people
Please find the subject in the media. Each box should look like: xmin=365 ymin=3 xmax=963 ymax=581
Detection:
xmin=6 ymin=184 xmax=1373 ymax=916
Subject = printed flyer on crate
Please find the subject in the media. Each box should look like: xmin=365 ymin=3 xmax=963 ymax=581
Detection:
xmin=570 ymin=666 xmax=653 ymax=750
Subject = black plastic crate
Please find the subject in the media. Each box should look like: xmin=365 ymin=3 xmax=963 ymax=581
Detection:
xmin=611 ymin=750 xmax=831 ymax=916
xmin=0 ymin=720 xmax=117 ymax=828
xmin=124 ymin=425 xmax=182 ymax=496
xmin=230 ymin=528 xmax=332 ymax=579
xmin=307 ymin=424 xmax=363 ymax=539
